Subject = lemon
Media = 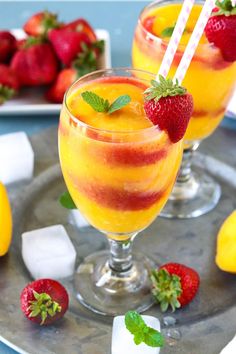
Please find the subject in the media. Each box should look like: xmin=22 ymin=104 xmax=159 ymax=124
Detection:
xmin=216 ymin=211 xmax=236 ymax=273
xmin=0 ymin=181 xmax=12 ymax=256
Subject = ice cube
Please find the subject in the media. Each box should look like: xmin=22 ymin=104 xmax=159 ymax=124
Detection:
xmin=220 ymin=335 xmax=236 ymax=354
xmin=112 ymin=315 xmax=161 ymax=354
xmin=69 ymin=209 xmax=89 ymax=228
xmin=0 ymin=131 xmax=34 ymax=185
xmin=22 ymin=225 xmax=76 ymax=280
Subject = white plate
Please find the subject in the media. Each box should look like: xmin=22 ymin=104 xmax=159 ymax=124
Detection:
xmin=0 ymin=28 xmax=111 ymax=116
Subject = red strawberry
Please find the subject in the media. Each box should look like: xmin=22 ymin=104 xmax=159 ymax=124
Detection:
xmin=144 ymin=76 xmax=193 ymax=143
xmin=45 ymin=68 xmax=77 ymax=103
xmin=45 ymin=38 xmax=104 ymax=103
xmin=143 ymin=16 xmax=155 ymax=35
xmin=151 ymin=263 xmax=200 ymax=311
xmin=0 ymin=31 xmax=16 ymax=63
xmin=205 ymin=1 xmax=236 ymax=62
xmin=10 ymin=38 xmax=58 ymax=86
xmin=16 ymin=39 xmax=27 ymax=51
xmin=48 ymin=28 xmax=91 ymax=66
xmin=63 ymin=18 xmax=97 ymax=42
xmin=23 ymin=11 xmax=61 ymax=37
xmin=0 ymin=64 xmax=19 ymax=104
xmin=20 ymin=279 xmax=69 ymax=325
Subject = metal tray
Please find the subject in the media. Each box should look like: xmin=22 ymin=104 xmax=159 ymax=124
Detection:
xmin=1 ymin=127 xmax=236 ymax=354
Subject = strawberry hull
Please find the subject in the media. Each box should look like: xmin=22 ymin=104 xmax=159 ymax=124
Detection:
xmin=20 ymin=279 xmax=69 ymax=325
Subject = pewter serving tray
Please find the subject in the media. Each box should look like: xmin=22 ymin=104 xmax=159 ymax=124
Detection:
xmin=0 ymin=127 xmax=236 ymax=354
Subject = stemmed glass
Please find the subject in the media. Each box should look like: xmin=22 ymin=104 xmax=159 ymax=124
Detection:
xmin=132 ymin=0 xmax=236 ymax=218
xmin=58 ymin=68 xmax=183 ymax=315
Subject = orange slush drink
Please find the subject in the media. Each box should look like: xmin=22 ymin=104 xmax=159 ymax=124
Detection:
xmin=132 ymin=2 xmax=236 ymax=142
xmin=59 ymin=76 xmax=182 ymax=239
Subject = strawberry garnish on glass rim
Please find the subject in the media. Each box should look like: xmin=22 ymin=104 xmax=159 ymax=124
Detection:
xmin=205 ymin=0 xmax=236 ymax=62
xmin=144 ymin=75 xmax=193 ymax=143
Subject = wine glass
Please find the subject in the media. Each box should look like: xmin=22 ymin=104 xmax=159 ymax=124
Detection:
xmin=58 ymin=68 xmax=183 ymax=315
xmin=132 ymin=0 xmax=236 ymax=218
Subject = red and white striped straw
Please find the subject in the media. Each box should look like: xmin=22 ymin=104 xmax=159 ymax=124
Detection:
xmin=174 ymin=0 xmax=216 ymax=84
xmin=157 ymin=0 xmax=195 ymax=80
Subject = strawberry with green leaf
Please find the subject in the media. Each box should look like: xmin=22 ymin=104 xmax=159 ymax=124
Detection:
xmin=205 ymin=0 xmax=236 ymax=62
xmin=151 ymin=263 xmax=200 ymax=312
xmin=10 ymin=37 xmax=58 ymax=86
xmin=144 ymin=75 xmax=193 ymax=143
xmin=0 ymin=64 xmax=19 ymax=105
xmin=46 ymin=41 xmax=104 ymax=103
xmin=20 ymin=279 xmax=69 ymax=325
xmin=23 ymin=11 xmax=61 ymax=37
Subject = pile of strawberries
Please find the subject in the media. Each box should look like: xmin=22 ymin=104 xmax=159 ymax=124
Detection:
xmin=0 ymin=11 xmax=104 ymax=104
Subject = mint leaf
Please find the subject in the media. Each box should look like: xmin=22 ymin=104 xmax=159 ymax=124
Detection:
xmin=81 ymin=91 xmax=109 ymax=112
xmin=125 ymin=311 xmax=146 ymax=335
xmin=107 ymin=94 xmax=131 ymax=114
xmin=125 ymin=311 xmax=165 ymax=348
xmin=161 ymin=24 xmax=188 ymax=37
xmin=144 ymin=327 xmax=165 ymax=347
xmin=81 ymin=91 xmax=131 ymax=114
xmin=134 ymin=332 xmax=145 ymax=345
xmin=59 ymin=191 xmax=76 ymax=209
xmin=161 ymin=26 xmax=175 ymax=37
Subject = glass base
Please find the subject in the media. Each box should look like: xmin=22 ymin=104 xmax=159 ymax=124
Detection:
xmin=74 ymin=250 xmax=155 ymax=316
xmin=160 ymin=171 xmax=221 ymax=219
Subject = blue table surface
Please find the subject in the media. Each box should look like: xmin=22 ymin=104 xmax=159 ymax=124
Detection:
xmin=0 ymin=1 xmax=235 ymax=353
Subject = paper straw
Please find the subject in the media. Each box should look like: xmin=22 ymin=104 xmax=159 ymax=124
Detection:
xmin=174 ymin=0 xmax=216 ymax=84
xmin=157 ymin=0 xmax=195 ymax=80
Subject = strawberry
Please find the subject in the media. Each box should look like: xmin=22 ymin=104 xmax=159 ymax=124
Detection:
xmin=10 ymin=38 xmax=58 ymax=86
xmin=48 ymin=28 xmax=91 ymax=66
xmin=151 ymin=263 xmax=200 ymax=312
xmin=0 ymin=31 xmax=16 ymax=63
xmin=0 ymin=64 xmax=19 ymax=104
xmin=63 ymin=18 xmax=97 ymax=42
xmin=45 ymin=39 xmax=104 ymax=103
xmin=143 ymin=16 xmax=155 ymax=35
xmin=205 ymin=0 xmax=236 ymax=62
xmin=144 ymin=75 xmax=193 ymax=143
xmin=20 ymin=279 xmax=69 ymax=325
xmin=23 ymin=11 xmax=61 ymax=37
xmin=45 ymin=68 xmax=77 ymax=103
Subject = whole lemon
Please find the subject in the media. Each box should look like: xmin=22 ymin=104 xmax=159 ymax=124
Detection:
xmin=0 ymin=181 xmax=12 ymax=256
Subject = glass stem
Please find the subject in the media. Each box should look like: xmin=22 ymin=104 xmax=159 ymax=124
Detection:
xmin=108 ymin=236 xmax=136 ymax=273
xmin=177 ymin=141 xmax=200 ymax=183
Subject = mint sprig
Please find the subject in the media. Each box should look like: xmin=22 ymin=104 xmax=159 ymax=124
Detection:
xmin=59 ymin=191 xmax=76 ymax=209
xmin=161 ymin=25 xmax=175 ymax=37
xmin=81 ymin=91 xmax=131 ymax=114
xmin=125 ymin=311 xmax=165 ymax=348
xmin=161 ymin=23 xmax=188 ymax=38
